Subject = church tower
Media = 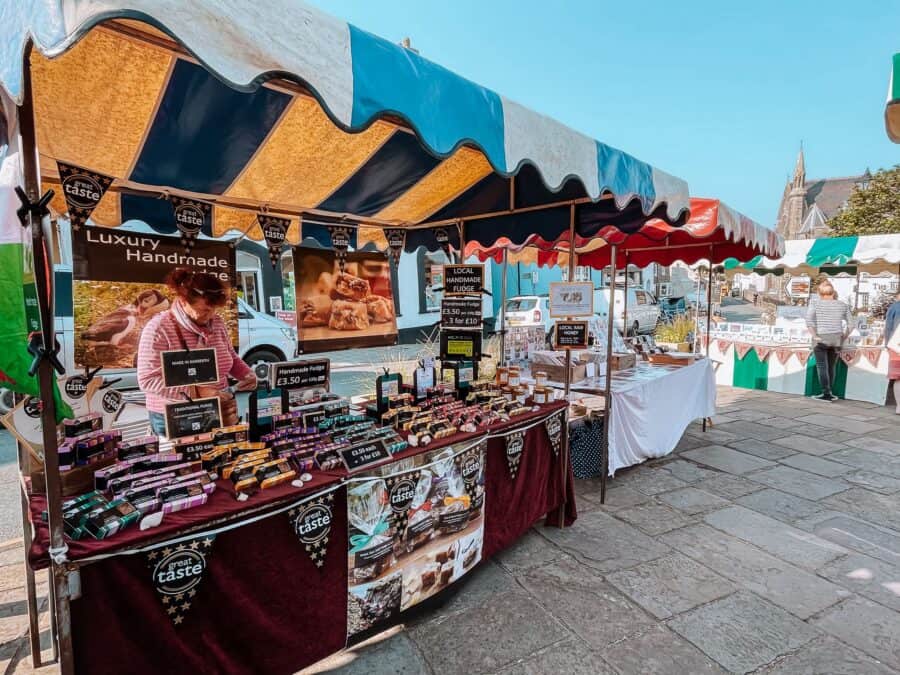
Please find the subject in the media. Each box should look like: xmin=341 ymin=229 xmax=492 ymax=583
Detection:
xmin=785 ymin=147 xmax=807 ymax=238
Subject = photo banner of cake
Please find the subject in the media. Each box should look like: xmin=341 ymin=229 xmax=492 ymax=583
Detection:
xmin=346 ymin=442 xmax=486 ymax=637
xmin=293 ymin=247 xmax=398 ymax=353
xmin=72 ymin=226 xmax=237 ymax=369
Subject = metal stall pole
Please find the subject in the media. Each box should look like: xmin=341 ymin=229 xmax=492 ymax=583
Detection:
xmin=558 ymin=204 xmax=577 ymax=527
xmin=499 ymin=249 xmax=509 ymax=367
xmin=600 ymin=244 xmax=618 ymax=504
xmin=702 ymin=249 xmax=714 ymax=432
xmin=18 ymin=45 xmax=74 ymax=673
xmin=18 ymin=453 xmax=43 ymax=667
xmin=621 ymin=254 xmax=630 ymax=337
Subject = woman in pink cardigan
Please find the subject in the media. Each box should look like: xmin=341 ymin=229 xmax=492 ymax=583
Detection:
xmin=137 ymin=268 xmax=257 ymax=436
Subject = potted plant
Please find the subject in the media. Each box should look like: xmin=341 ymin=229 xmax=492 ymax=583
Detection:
xmin=655 ymin=316 xmax=694 ymax=352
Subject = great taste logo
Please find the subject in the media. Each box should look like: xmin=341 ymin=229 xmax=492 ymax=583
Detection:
xmin=146 ymin=535 xmax=216 ymax=626
xmin=56 ymin=161 xmax=113 ymax=230
xmin=170 ymin=197 xmax=211 ymax=253
xmin=289 ymin=493 xmax=335 ymax=568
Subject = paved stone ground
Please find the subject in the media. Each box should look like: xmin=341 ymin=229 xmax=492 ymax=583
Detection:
xmin=1 ymin=385 xmax=898 ymax=673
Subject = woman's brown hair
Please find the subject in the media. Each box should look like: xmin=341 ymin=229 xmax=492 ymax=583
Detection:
xmin=165 ymin=268 xmax=230 ymax=307
xmin=816 ymin=279 xmax=836 ymax=299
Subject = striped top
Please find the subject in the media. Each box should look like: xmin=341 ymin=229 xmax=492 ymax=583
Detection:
xmin=137 ymin=308 xmax=252 ymax=413
xmin=806 ymin=298 xmax=852 ymax=339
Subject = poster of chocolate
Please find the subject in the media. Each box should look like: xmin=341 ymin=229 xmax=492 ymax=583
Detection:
xmin=72 ymin=226 xmax=237 ymax=369
xmin=293 ymin=247 xmax=397 ymax=353
xmin=346 ymin=443 xmax=486 ymax=637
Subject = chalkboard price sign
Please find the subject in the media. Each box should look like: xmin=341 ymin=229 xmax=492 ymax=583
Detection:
xmin=339 ymin=439 xmax=392 ymax=473
xmin=161 ymin=348 xmax=219 ymax=387
xmin=555 ymin=321 xmax=589 ymax=350
xmin=270 ymin=359 xmax=330 ymax=391
xmin=441 ymin=296 xmax=482 ymax=329
xmin=164 ymin=397 xmax=222 ymax=439
xmin=443 ymin=264 xmax=484 ymax=296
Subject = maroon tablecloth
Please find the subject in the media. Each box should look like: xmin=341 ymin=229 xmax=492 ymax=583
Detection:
xmin=28 ymin=401 xmax=575 ymax=674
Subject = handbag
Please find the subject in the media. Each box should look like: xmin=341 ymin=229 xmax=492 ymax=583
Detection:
xmin=888 ymin=323 xmax=900 ymax=357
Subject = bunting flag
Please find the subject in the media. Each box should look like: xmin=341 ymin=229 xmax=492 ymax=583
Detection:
xmin=454 ymin=440 xmax=486 ymax=507
xmin=258 ymin=214 xmax=290 ymax=268
xmin=775 ymin=347 xmax=793 ymax=365
xmin=170 ymin=196 xmax=211 ymax=253
xmin=146 ymin=535 xmax=215 ymax=626
xmin=288 ymin=493 xmax=335 ymax=569
xmin=544 ymin=412 xmax=564 ymax=457
xmin=326 ymin=224 xmax=353 ymax=272
xmin=795 ymin=349 xmax=811 ymax=366
xmin=385 ymin=471 xmax=420 ymax=534
xmin=754 ymin=345 xmax=772 ymax=362
xmin=839 ymin=349 xmax=857 ymax=366
xmin=700 ymin=334 xmax=709 ymax=348
xmin=433 ymin=226 xmax=451 ymax=256
xmin=505 ymin=430 xmax=526 ymax=480
xmin=862 ymin=347 xmax=882 ymax=368
xmin=56 ymin=161 xmax=113 ymax=231
xmin=734 ymin=342 xmax=752 ymax=360
xmin=383 ymin=228 xmax=406 ymax=265
xmin=716 ymin=339 xmax=731 ymax=354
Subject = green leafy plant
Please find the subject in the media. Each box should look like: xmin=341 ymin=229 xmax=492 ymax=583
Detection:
xmin=828 ymin=166 xmax=900 ymax=235
xmin=655 ymin=315 xmax=694 ymax=343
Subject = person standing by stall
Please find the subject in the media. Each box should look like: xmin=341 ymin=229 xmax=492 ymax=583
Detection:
xmin=885 ymin=290 xmax=900 ymax=413
xmin=806 ymin=280 xmax=852 ymax=402
xmin=138 ymin=268 xmax=258 ymax=435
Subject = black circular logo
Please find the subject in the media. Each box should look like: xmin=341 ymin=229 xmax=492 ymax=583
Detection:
xmin=434 ymin=227 xmax=449 ymax=244
xmin=62 ymin=174 xmax=103 ymax=209
xmin=263 ymin=221 xmax=287 ymax=245
xmin=293 ymin=504 xmax=332 ymax=545
xmin=152 ymin=549 xmax=207 ymax=596
xmin=507 ymin=436 xmax=523 ymax=458
xmin=388 ymin=478 xmax=417 ymax=514
xmin=174 ymin=203 xmax=204 ymax=234
xmin=23 ymin=397 xmax=42 ymax=418
xmin=101 ymin=389 xmax=123 ymax=414
xmin=461 ymin=455 xmax=481 ymax=483
xmin=64 ymin=375 xmax=89 ymax=399
xmin=546 ymin=415 xmax=561 ymax=439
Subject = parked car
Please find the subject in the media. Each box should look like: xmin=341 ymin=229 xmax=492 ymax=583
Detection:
xmin=659 ymin=296 xmax=687 ymax=321
xmin=594 ymin=286 xmax=661 ymax=335
xmin=503 ymin=296 xmax=552 ymax=332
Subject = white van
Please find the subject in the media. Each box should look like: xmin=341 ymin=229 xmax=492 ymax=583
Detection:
xmin=593 ymin=286 xmax=661 ymax=336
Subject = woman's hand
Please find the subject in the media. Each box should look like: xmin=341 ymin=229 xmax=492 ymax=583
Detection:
xmin=217 ymin=389 xmax=239 ymax=425
xmin=235 ymin=372 xmax=258 ymax=391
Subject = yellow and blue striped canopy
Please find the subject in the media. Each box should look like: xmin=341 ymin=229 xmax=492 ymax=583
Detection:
xmin=2 ymin=1 xmax=691 ymax=251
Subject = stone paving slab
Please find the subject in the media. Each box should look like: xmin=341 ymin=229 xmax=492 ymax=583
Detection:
xmin=811 ymin=597 xmax=900 ymax=670
xmin=824 ymin=449 xmax=900 ymax=478
xmin=681 ymin=446 xmax=775 ymax=475
xmin=618 ymin=467 xmax=689 ymax=495
xmin=610 ymin=502 xmax=695 ymax=536
xmin=723 ymin=438 xmax=795 ymax=461
xmin=844 ymin=469 xmax=900 ymax=495
xmin=496 ymin=637 xmax=616 ymax=675
xmin=714 ymin=420 xmax=791 ymax=442
xmin=658 ymin=459 xmax=720 ymax=484
xmin=735 ymin=488 xmax=825 ymax=525
xmin=747 ymin=465 xmax=850 ymax=500
xmin=587 ymin=486 xmax=651 ymax=511
xmin=657 ymin=487 xmax=730 ymax=515
xmin=823 ymin=489 xmax=900 ymax=533
xmin=761 ymin=636 xmax=898 ymax=675
xmin=778 ymin=453 xmax=854 ymax=478
xmin=795 ymin=413 xmax=885 ymax=435
xmin=606 ymin=552 xmax=737 ymax=619
xmin=661 ymin=524 xmax=850 ymax=620
xmin=598 ymin=625 xmax=724 ymax=674
xmin=769 ymin=434 xmax=847 ymax=456
xmin=800 ymin=514 xmax=900 ymax=566
xmin=667 ymin=591 xmax=820 ymax=673
xmin=844 ymin=437 xmax=900 ymax=455
xmin=695 ymin=473 xmax=766 ymax=499
xmin=493 ymin=531 xmax=567 ymax=576
xmin=817 ymin=553 xmax=900 ymax=612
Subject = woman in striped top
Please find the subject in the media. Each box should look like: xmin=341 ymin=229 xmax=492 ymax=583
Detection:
xmin=137 ymin=269 xmax=257 ymax=435
xmin=805 ymin=280 xmax=852 ymax=402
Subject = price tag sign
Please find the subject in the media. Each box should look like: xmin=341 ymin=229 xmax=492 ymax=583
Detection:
xmin=161 ymin=348 xmax=219 ymax=387
xmin=302 ymin=409 xmax=327 ymax=428
xmin=550 ymin=282 xmax=594 ymax=318
xmin=443 ymin=264 xmax=484 ymax=296
xmin=164 ymin=397 xmax=222 ymax=439
xmin=441 ymin=296 xmax=482 ymax=330
xmin=440 ymin=330 xmax=482 ymax=361
xmin=339 ymin=439 xmax=392 ymax=473
xmin=555 ymin=320 xmax=589 ymax=350
xmin=270 ymin=359 xmax=330 ymax=391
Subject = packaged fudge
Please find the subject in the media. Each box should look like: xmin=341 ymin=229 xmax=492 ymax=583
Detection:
xmin=63 ymin=413 xmax=102 ymax=439
xmin=116 ymin=436 xmax=159 ymax=461
xmin=348 ymin=482 xmax=395 ymax=582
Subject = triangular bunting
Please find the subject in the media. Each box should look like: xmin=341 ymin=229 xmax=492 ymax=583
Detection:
xmin=839 ymin=349 xmax=857 ymax=366
xmin=700 ymin=334 xmax=709 ymax=348
xmin=326 ymin=224 xmax=353 ymax=272
xmin=288 ymin=493 xmax=335 ymax=569
xmin=258 ymin=214 xmax=290 ymax=268
xmin=433 ymin=226 xmax=451 ymax=255
xmin=716 ymin=339 xmax=731 ymax=354
xmin=544 ymin=412 xmax=564 ymax=457
xmin=505 ymin=430 xmax=525 ymax=480
xmin=754 ymin=345 xmax=772 ymax=362
xmin=56 ymin=161 xmax=113 ymax=231
xmin=146 ymin=535 xmax=215 ymax=627
xmin=795 ymin=349 xmax=811 ymax=366
xmin=734 ymin=342 xmax=752 ymax=360
xmin=862 ymin=347 xmax=882 ymax=368
xmin=170 ymin=196 xmax=211 ymax=254
xmin=775 ymin=347 xmax=793 ymax=365
xmin=383 ymin=228 xmax=406 ymax=265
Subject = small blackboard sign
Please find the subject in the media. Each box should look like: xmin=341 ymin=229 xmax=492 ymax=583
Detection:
xmin=270 ymin=359 xmax=329 ymax=391
xmin=376 ymin=372 xmax=402 ymax=413
xmin=164 ymin=397 xmax=222 ymax=439
xmin=302 ymin=409 xmax=327 ymax=428
xmin=440 ymin=330 xmax=482 ymax=361
xmin=443 ymin=264 xmax=484 ymax=296
xmin=441 ymin=296 xmax=483 ymax=329
xmin=555 ymin=320 xmax=589 ymax=350
xmin=161 ymin=348 xmax=218 ymax=387
xmin=339 ymin=439 xmax=392 ymax=473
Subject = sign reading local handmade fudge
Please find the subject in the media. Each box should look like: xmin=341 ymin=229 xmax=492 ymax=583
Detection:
xmin=164 ymin=397 xmax=222 ymax=439
xmin=554 ymin=320 xmax=589 ymax=350
xmin=443 ymin=264 xmax=484 ymax=296
xmin=161 ymin=348 xmax=219 ymax=387
xmin=440 ymin=296 xmax=482 ymax=330
xmin=270 ymin=359 xmax=330 ymax=390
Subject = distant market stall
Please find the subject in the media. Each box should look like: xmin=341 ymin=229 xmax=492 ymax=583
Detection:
xmin=1 ymin=1 xmax=694 ymax=672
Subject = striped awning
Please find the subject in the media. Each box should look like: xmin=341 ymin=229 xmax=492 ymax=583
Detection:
xmin=469 ymin=198 xmax=782 ymax=268
xmin=887 ymin=53 xmax=900 ymax=143
xmin=725 ymin=234 xmax=900 ymax=276
xmin=1 ymin=1 xmax=691 ymax=251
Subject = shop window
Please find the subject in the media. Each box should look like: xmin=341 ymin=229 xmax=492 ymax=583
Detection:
xmin=421 ymin=250 xmax=449 ymax=313
xmin=237 ymin=270 xmax=261 ymax=311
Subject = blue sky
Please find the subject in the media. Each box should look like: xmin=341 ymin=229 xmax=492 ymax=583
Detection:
xmin=309 ymin=0 xmax=898 ymax=227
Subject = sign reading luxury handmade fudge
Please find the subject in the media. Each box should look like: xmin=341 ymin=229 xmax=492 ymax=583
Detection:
xmin=72 ymin=226 xmax=237 ymax=369
xmin=346 ymin=441 xmax=486 ymax=637
xmin=293 ymin=247 xmax=398 ymax=353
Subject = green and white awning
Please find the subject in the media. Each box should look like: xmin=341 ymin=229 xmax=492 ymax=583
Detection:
xmin=725 ymin=234 xmax=900 ymax=277
xmin=887 ymin=53 xmax=900 ymax=143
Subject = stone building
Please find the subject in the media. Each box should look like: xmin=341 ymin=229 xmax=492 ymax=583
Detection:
xmin=775 ymin=147 xmax=871 ymax=239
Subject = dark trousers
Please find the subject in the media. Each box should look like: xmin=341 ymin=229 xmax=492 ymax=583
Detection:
xmin=813 ymin=342 xmax=838 ymax=397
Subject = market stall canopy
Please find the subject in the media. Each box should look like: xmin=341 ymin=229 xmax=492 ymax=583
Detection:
xmin=887 ymin=53 xmax=900 ymax=143
xmin=2 ymin=1 xmax=690 ymax=252
xmin=468 ymin=197 xmax=782 ymax=268
xmin=724 ymin=234 xmax=900 ymax=277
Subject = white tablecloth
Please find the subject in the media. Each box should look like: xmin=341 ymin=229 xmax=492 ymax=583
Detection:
xmin=606 ymin=360 xmax=716 ymax=475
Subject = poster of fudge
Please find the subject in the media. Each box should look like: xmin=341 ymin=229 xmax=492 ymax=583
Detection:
xmin=293 ymin=247 xmax=397 ymax=353
xmin=346 ymin=443 xmax=486 ymax=637
xmin=72 ymin=226 xmax=237 ymax=369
